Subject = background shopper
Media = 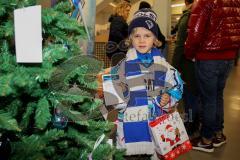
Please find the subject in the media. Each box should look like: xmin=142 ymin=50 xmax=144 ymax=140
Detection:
xmin=106 ymin=0 xmax=131 ymax=64
xmin=185 ymin=0 xmax=240 ymax=153
xmin=171 ymin=0 xmax=199 ymax=137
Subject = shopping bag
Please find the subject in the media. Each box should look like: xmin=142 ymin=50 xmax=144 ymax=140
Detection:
xmin=149 ymin=111 xmax=192 ymax=160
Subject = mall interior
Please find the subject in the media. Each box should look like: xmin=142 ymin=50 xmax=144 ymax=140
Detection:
xmin=8 ymin=0 xmax=239 ymax=160
xmin=94 ymin=0 xmax=240 ymax=160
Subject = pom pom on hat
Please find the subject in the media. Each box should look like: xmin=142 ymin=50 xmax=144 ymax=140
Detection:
xmin=128 ymin=8 xmax=158 ymax=37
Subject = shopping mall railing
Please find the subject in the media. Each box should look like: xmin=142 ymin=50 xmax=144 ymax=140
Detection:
xmin=94 ymin=40 xmax=175 ymax=68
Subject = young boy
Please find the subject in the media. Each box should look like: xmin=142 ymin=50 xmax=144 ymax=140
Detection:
xmin=107 ymin=9 xmax=183 ymax=158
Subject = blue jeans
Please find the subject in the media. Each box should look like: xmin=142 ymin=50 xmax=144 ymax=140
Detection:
xmin=183 ymin=85 xmax=200 ymax=135
xmin=195 ymin=60 xmax=234 ymax=139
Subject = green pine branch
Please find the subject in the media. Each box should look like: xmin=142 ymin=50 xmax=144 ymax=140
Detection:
xmin=88 ymin=120 xmax=114 ymax=136
xmin=35 ymin=97 xmax=52 ymax=130
xmin=42 ymin=9 xmax=58 ymax=25
xmin=53 ymin=1 xmax=71 ymax=13
xmin=0 ymin=4 xmax=6 ymax=17
xmin=7 ymin=99 xmax=22 ymax=117
xmin=0 ymin=109 xmax=21 ymax=131
xmin=1 ymin=21 xmax=14 ymax=38
xmin=61 ymin=147 xmax=81 ymax=160
xmin=0 ymin=74 xmax=15 ymax=96
xmin=11 ymin=134 xmax=45 ymax=159
xmin=0 ymin=41 xmax=16 ymax=73
xmin=67 ymin=127 xmax=93 ymax=149
xmin=20 ymin=102 xmax=36 ymax=129
xmin=43 ymin=44 xmax=70 ymax=65
xmin=54 ymin=92 xmax=90 ymax=104
xmin=43 ymin=146 xmax=56 ymax=158
xmin=92 ymin=143 xmax=113 ymax=160
xmin=42 ymin=129 xmax=65 ymax=142
xmin=53 ymin=102 xmax=89 ymax=126
xmin=64 ymin=65 xmax=98 ymax=90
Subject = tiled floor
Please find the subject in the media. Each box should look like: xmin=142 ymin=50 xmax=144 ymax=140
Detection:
xmin=178 ymin=61 xmax=240 ymax=160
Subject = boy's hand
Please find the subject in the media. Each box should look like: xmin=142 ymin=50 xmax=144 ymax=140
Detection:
xmin=160 ymin=93 xmax=170 ymax=107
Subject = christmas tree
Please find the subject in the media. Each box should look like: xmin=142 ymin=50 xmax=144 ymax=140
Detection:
xmin=0 ymin=1 xmax=123 ymax=159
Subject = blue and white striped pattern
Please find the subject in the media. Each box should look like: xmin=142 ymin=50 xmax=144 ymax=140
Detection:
xmin=115 ymin=47 xmax=183 ymax=155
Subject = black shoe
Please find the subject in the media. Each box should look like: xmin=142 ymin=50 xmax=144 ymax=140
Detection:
xmin=213 ymin=134 xmax=226 ymax=147
xmin=191 ymin=137 xmax=214 ymax=153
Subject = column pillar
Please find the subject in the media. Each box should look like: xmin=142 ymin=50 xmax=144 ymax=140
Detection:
xmin=152 ymin=0 xmax=171 ymax=38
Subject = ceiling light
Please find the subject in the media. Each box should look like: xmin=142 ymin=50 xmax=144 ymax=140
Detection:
xmin=171 ymin=3 xmax=185 ymax=7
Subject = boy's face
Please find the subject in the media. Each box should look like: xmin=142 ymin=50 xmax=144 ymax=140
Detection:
xmin=131 ymin=27 xmax=155 ymax=54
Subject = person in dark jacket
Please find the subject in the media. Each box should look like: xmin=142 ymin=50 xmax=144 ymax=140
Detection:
xmin=171 ymin=0 xmax=198 ymax=137
xmin=185 ymin=0 xmax=240 ymax=153
xmin=106 ymin=1 xmax=131 ymax=64
xmin=138 ymin=1 xmax=166 ymax=50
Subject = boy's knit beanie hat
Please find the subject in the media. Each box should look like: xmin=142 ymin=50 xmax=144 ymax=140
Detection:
xmin=128 ymin=8 xmax=158 ymax=37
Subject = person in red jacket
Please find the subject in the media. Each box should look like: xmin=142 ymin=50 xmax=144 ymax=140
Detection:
xmin=184 ymin=0 xmax=240 ymax=153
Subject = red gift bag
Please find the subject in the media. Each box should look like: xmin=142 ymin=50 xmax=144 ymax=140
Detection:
xmin=149 ymin=111 xmax=192 ymax=160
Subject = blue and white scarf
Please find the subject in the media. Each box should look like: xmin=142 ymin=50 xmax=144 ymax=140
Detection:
xmin=114 ymin=48 xmax=183 ymax=155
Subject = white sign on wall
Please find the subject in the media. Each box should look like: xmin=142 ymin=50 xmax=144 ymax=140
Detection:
xmin=14 ymin=5 xmax=42 ymax=63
